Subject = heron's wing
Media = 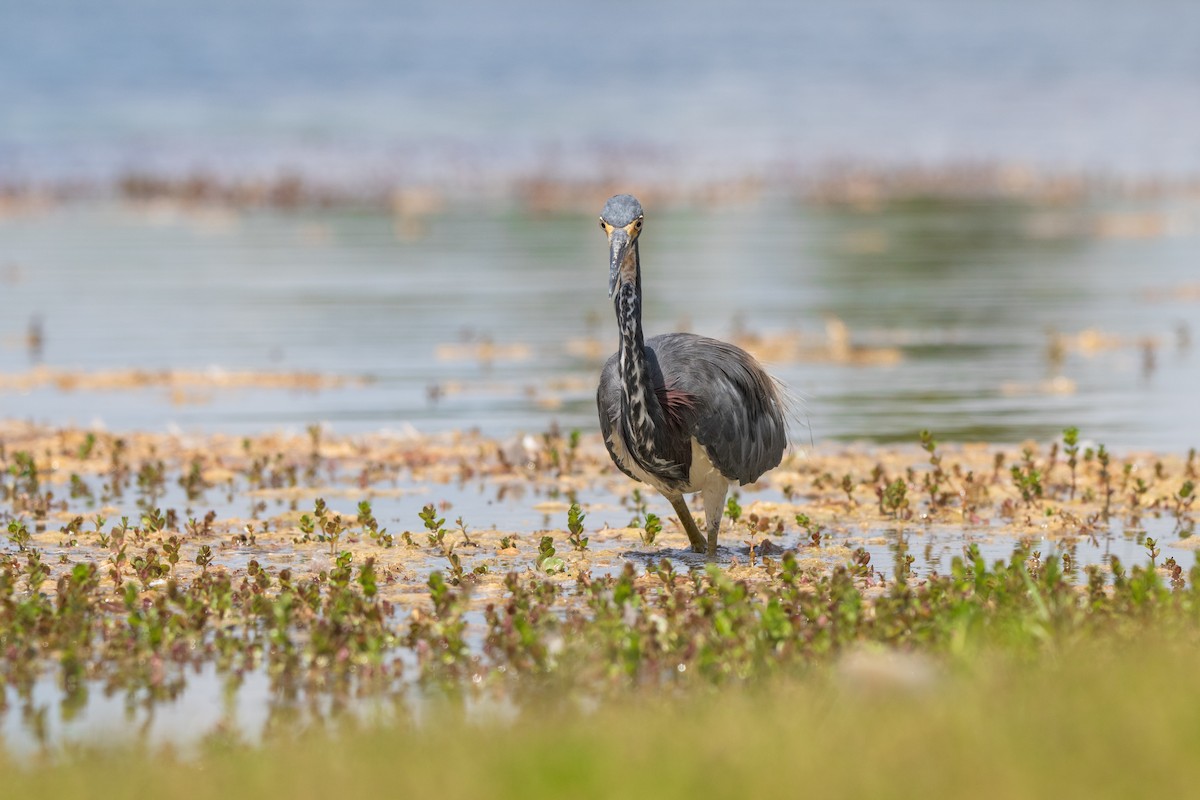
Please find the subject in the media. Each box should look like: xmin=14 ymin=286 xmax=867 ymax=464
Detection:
xmin=649 ymin=333 xmax=788 ymax=485
xmin=596 ymin=353 xmax=639 ymax=482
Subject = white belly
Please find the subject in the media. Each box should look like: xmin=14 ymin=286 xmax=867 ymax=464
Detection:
xmin=607 ymin=431 xmax=731 ymax=499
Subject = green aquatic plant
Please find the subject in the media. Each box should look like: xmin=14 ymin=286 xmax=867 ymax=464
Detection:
xmin=8 ymin=450 xmax=39 ymax=494
xmin=322 ymin=513 xmax=347 ymax=557
xmin=566 ymin=429 xmax=582 ymax=473
xmin=162 ymin=535 xmax=182 ymax=577
xmin=654 ymin=557 xmax=678 ymax=588
xmin=357 ymin=557 xmax=378 ymax=598
xmin=848 ymin=546 xmax=873 ymax=579
xmin=298 ymin=498 xmax=347 ymax=555
xmin=640 ymin=513 xmax=662 ymax=547
xmin=106 ymin=536 xmax=128 ymax=587
xmin=725 ymin=494 xmax=742 ymax=524
xmin=233 ymin=523 xmax=257 ymax=547
xmin=59 ymin=515 xmax=84 ymax=543
xmin=894 ymin=548 xmax=916 ymax=586
xmin=407 ymin=571 xmax=469 ymax=683
xmin=141 ymin=507 xmax=167 ymax=534
xmin=879 ymin=477 xmax=910 ymax=518
xmin=626 ymin=487 xmax=649 ymax=526
xmin=445 ymin=548 xmax=466 ymax=585
xmin=1144 ymin=537 xmax=1160 ymax=567
xmin=7 ymin=519 xmax=32 ymax=552
xmin=543 ymin=427 xmax=584 ymax=477
xmin=68 ymin=473 xmax=93 ymax=502
xmin=130 ymin=547 xmax=168 ymax=589
xmin=1174 ymin=480 xmax=1196 ymax=536
xmin=796 ymin=513 xmax=822 ymax=547
xmin=327 ymin=550 xmax=354 ymax=589
xmin=357 ymin=500 xmax=394 ymax=547
xmin=75 ymin=432 xmax=96 ymax=460
xmin=195 ymin=544 xmax=214 ymax=573
xmin=24 ymin=549 xmax=49 ymax=594
xmin=419 ymin=503 xmax=447 ymax=549
xmin=135 ymin=458 xmax=166 ymax=502
xmin=185 ymin=510 xmax=216 ymax=538
xmin=567 ymin=503 xmax=588 ymax=550
xmin=841 ymin=473 xmax=856 ymax=506
xmin=1097 ymin=444 xmax=1113 ymax=517
xmin=1129 ymin=476 xmax=1150 ymax=510
xmin=1063 ymin=426 xmax=1080 ymax=499
xmin=1011 ymin=463 xmax=1043 ymax=506
xmin=1171 ymin=479 xmax=1190 ymax=515
xmin=445 ymin=546 xmax=489 ymax=586
xmin=454 ymin=516 xmax=473 ymax=547
xmin=178 ymin=458 xmax=208 ymax=501
xmin=919 ymin=429 xmax=950 ymax=508
xmin=536 ymin=535 xmax=565 ymax=574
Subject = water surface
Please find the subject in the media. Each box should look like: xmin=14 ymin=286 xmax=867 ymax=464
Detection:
xmin=4 ymin=0 xmax=1200 ymax=185
xmin=2 ymin=195 xmax=1197 ymax=450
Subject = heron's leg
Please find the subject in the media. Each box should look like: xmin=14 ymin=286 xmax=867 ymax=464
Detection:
xmin=701 ymin=482 xmax=729 ymax=559
xmin=667 ymin=495 xmax=708 ymax=553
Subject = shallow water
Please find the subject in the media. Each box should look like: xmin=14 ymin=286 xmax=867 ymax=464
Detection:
xmin=2 ymin=196 xmax=1197 ymax=450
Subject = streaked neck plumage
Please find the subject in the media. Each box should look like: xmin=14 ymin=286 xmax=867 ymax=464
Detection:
xmin=613 ymin=243 xmax=669 ymax=470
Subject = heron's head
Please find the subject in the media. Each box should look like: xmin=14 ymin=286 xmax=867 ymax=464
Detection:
xmin=599 ymin=194 xmax=644 ymax=298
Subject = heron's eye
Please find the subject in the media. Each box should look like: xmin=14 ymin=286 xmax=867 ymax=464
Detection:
xmin=599 ymin=220 xmax=606 ymax=231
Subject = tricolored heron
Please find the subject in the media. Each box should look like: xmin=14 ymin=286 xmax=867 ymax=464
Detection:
xmin=596 ymin=194 xmax=787 ymax=557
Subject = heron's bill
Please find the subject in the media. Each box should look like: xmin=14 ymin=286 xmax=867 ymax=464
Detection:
xmin=608 ymin=228 xmax=631 ymax=298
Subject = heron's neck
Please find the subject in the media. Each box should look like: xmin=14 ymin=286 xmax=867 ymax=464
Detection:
xmin=613 ymin=255 xmax=667 ymax=451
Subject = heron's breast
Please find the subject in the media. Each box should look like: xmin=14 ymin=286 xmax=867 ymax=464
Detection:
xmin=605 ymin=427 xmax=729 ymax=497
xmin=605 ymin=425 xmax=674 ymax=494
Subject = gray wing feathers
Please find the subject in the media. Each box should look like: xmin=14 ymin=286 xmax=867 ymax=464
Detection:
xmin=649 ymin=333 xmax=787 ymax=485
xmin=597 ymin=333 xmax=788 ymax=486
xmin=596 ymin=354 xmax=638 ymax=481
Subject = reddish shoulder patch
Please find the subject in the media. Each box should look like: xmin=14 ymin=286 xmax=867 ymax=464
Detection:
xmin=656 ymin=385 xmax=695 ymax=428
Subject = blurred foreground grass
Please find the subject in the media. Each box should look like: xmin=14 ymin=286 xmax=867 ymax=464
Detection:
xmin=4 ymin=423 xmax=1200 ymax=797
xmin=5 ymin=635 xmax=1197 ymax=799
